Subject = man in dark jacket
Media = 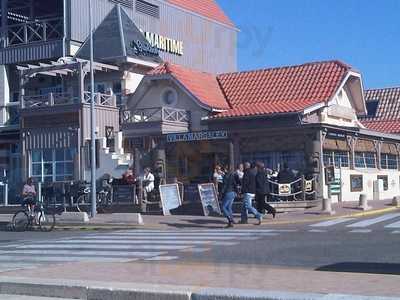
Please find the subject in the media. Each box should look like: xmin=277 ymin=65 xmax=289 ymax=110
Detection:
xmin=277 ymin=162 xmax=294 ymax=183
xmin=221 ymin=165 xmax=240 ymax=227
xmin=240 ymin=162 xmax=263 ymax=225
xmin=255 ymin=162 xmax=276 ymax=218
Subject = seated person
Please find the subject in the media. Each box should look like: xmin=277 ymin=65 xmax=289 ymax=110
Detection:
xmin=122 ymin=168 xmax=136 ymax=185
xmin=22 ymin=177 xmax=37 ymax=212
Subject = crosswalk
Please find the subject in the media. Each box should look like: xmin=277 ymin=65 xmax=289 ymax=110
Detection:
xmin=0 ymin=229 xmax=281 ymax=272
xmin=309 ymin=213 xmax=400 ymax=233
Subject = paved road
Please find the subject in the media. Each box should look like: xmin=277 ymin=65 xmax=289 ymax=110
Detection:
xmin=0 ymin=212 xmax=398 ymax=275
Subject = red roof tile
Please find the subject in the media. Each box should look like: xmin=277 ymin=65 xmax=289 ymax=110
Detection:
xmin=361 ymin=120 xmax=400 ymax=134
xmin=149 ymin=62 xmax=230 ymax=109
xmin=213 ymin=60 xmax=351 ymax=119
xmin=167 ymin=0 xmax=235 ymax=27
xmin=359 ymin=87 xmax=400 ymax=134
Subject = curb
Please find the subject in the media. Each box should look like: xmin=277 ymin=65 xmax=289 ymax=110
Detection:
xmin=0 ymin=278 xmax=399 ymax=300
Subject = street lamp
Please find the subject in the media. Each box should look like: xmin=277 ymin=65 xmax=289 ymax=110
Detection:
xmin=89 ymin=0 xmax=96 ymax=218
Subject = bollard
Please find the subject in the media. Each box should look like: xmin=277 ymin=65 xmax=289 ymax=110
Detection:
xmin=358 ymin=194 xmax=371 ymax=211
xmin=4 ymin=183 xmax=8 ymax=206
xmin=321 ymin=197 xmax=335 ymax=215
xmin=392 ymin=196 xmax=400 ymax=207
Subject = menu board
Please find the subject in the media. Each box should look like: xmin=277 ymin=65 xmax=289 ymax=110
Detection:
xmin=113 ymin=185 xmax=136 ymax=204
xmin=197 ymin=183 xmax=221 ymax=216
xmin=159 ymin=184 xmax=182 ymax=216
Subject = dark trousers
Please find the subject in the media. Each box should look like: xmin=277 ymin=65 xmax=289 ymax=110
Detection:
xmin=255 ymin=193 xmax=276 ymax=215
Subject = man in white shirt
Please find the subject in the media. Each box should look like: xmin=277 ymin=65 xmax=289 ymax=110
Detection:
xmin=143 ymin=167 xmax=155 ymax=201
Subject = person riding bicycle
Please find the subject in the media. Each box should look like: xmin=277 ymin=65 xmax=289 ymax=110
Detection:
xmin=22 ymin=177 xmax=37 ymax=213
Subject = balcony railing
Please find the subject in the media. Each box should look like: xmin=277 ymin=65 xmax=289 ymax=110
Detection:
xmin=6 ymin=17 xmax=63 ymax=46
xmin=122 ymin=107 xmax=190 ymax=124
xmin=22 ymin=92 xmax=116 ymax=109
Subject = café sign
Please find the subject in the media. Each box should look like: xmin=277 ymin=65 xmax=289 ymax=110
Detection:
xmin=167 ymin=131 xmax=228 ymax=143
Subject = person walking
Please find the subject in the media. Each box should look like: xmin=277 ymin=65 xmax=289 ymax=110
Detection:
xmin=213 ymin=164 xmax=225 ymax=198
xmin=255 ymin=161 xmax=276 ymax=218
xmin=240 ymin=162 xmax=263 ymax=225
xmin=221 ymin=165 xmax=240 ymax=228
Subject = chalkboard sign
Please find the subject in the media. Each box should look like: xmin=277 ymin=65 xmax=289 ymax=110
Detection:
xmin=198 ymin=183 xmax=221 ymax=216
xmin=113 ymin=185 xmax=136 ymax=204
xmin=159 ymin=184 xmax=182 ymax=216
xmin=184 ymin=184 xmax=200 ymax=203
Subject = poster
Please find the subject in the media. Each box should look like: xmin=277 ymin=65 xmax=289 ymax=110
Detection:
xmin=198 ymin=183 xmax=221 ymax=216
xmin=159 ymin=184 xmax=182 ymax=216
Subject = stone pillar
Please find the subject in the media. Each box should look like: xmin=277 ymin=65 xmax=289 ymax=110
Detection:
xmin=313 ymin=130 xmax=326 ymax=201
xmin=229 ymin=140 xmax=234 ymax=169
xmin=375 ymin=141 xmax=382 ymax=170
xmin=233 ymin=135 xmax=240 ymax=167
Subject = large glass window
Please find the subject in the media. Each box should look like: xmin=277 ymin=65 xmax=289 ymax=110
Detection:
xmin=355 ymin=152 xmax=377 ymax=169
xmin=381 ymin=154 xmax=398 ymax=170
xmin=241 ymin=151 xmax=304 ymax=171
xmin=30 ymin=148 xmax=75 ymax=182
xmin=323 ymin=151 xmax=349 ymax=168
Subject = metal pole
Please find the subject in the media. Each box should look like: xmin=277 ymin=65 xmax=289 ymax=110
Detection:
xmin=89 ymin=0 xmax=96 ymax=218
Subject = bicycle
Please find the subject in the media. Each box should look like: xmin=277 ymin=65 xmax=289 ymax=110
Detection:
xmin=12 ymin=198 xmax=56 ymax=232
xmin=71 ymin=181 xmax=113 ymax=214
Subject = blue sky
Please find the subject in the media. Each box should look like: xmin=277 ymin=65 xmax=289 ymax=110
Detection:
xmin=218 ymin=0 xmax=400 ymax=89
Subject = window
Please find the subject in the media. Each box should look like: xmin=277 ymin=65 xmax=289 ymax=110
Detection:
xmin=136 ymin=0 xmax=160 ymax=18
xmin=381 ymin=153 xmax=398 ymax=170
xmin=350 ymin=175 xmax=363 ymax=192
xmin=161 ymin=88 xmax=178 ymax=107
xmin=30 ymin=149 xmax=75 ymax=183
xmin=355 ymin=152 xmax=377 ymax=169
xmin=377 ymin=175 xmax=388 ymax=191
xmin=323 ymin=151 xmax=349 ymax=168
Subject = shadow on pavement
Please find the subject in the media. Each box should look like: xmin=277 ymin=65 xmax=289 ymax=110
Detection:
xmin=160 ymin=218 xmax=226 ymax=229
xmin=316 ymin=262 xmax=400 ymax=275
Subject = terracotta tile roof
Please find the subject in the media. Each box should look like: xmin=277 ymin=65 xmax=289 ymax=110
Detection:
xmin=148 ymin=62 xmax=230 ymax=109
xmin=167 ymin=0 xmax=235 ymax=27
xmin=213 ymin=60 xmax=351 ymax=119
xmin=361 ymin=120 xmax=400 ymax=134
xmin=360 ymin=87 xmax=400 ymax=134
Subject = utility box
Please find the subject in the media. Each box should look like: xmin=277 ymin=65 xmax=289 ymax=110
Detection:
xmin=373 ymin=179 xmax=384 ymax=201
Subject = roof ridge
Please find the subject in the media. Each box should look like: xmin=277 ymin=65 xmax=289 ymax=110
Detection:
xmin=217 ymin=59 xmax=351 ymax=77
xmin=365 ymin=85 xmax=400 ymax=92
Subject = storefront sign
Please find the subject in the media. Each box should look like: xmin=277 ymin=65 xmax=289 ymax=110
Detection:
xmin=167 ymin=131 xmax=228 ymax=143
xmin=304 ymin=180 xmax=313 ymax=192
xmin=130 ymin=39 xmax=159 ymax=57
xmin=198 ymin=183 xmax=221 ymax=216
xmin=142 ymin=31 xmax=184 ymax=56
xmin=278 ymin=184 xmax=291 ymax=196
xmin=159 ymin=184 xmax=182 ymax=216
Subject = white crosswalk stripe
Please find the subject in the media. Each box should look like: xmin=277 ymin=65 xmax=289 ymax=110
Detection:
xmin=308 ymin=213 xmax=400 ymax=233
xmin=0 ymin=229 xmax=279 ymax=272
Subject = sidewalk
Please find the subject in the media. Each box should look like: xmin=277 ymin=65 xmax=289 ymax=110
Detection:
xmin=0 ymin=199 xmax=398 ymax=230
xmin=0 ymin=261 xmax=399 ymax=297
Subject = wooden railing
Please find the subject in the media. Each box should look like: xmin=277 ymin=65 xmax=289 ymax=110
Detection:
xmin=6 ymin=17 xmax=63 ymax=46
xmin=122 ymin=107 xmax=190 ymax=123
xmin=22 ymin=92 xmax=116 ymax=109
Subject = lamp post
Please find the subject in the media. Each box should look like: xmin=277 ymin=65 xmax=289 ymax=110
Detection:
xmin=89 ymin=0 xmax=96 ymax=218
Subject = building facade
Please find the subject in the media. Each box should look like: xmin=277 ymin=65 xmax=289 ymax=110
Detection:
xmin=0 ymin=0 xmax=237 ymax=204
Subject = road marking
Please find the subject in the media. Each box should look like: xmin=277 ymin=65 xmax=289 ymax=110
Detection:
xmin=81 ymin=236 xmax=243 ymax=240
xmin=16 ymin=244 xmax=193 ymax=250
xmin=179 ymin=248 xmax=210 ymax=253
xmin=310 ymin=218 xmax=356 ymax=227
xmin=384 ymin=220 xmax=400 ymax=228
xmin=144 ymin=256 xmax=179 ymax=261
xmin=0 ymin=249 xmax=166 ymax=257
xmin=349 ymin=229 xmax=372 ymax=233
xmin=97 ymin=232 xmax=272 ymax=237
xmin=308 ymin=229 xmax=327 ymax=233
xmin=55 ymin=239 xmax=214 ymax=245
xmin=346 ymin=213 xmax=400 ymax=228
xmin=116 ymin=229 xmax=285 ymax=233
xmin=391 ymin=230 xmax=400 ymax=234
xmin=0 ymin=256 xmax=139 ymax=263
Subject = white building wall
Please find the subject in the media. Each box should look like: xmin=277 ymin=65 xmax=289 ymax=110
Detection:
xmin=324 ymin=167 xmax=400 ymax=203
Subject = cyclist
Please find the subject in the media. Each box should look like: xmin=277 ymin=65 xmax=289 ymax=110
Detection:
xmin=22 ymin=177 xmax=37 ymax=214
